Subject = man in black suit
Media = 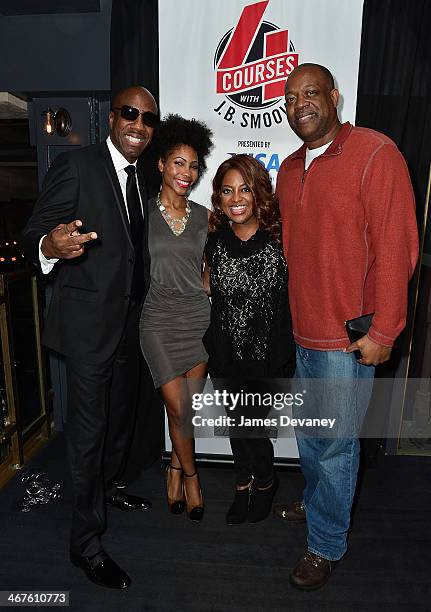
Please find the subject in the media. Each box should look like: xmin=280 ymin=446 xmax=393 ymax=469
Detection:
xmin=23 ymin=86 xmax=159 ymax=589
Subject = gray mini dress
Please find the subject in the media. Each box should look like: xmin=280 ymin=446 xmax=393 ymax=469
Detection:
xmin=139 ymin=198 xmax=210 ymax=388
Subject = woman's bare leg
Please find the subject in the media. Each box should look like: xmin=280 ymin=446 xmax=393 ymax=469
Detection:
xmin=166 ymin=448 xmax=183 ymax=502
xmin=185 ymin=361 xmax=208 ymax=396
xmin=182 ymin=362 xmax=208 ymax=507
xmin=160 ymin=371 xmax=202 ymax=509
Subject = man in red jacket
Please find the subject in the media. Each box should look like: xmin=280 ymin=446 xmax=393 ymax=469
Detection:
xmin=274 ymin=63 xmax=418 ymax=590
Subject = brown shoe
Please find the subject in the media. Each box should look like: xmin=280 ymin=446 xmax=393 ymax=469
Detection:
xmin=273 ymin=500 xmax=306 ymax=523
xmin=289 ymin=550 xmax=336 ymax=590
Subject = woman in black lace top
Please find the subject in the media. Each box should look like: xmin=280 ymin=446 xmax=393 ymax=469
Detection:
xmin=203 ymin=155 xmax=295 ymax=524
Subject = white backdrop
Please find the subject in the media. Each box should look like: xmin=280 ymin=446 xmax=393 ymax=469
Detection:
xmin=159 ymin=0 xmax=364 ymax=459
xmin=159 ymin=0 xmax=364 ymax=203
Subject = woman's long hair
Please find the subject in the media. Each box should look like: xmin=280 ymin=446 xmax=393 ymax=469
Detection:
xmin=209 ymin=154 xmax=281 ymax=243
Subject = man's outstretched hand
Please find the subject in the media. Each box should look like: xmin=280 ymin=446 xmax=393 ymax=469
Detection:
xmin=41 ymin=220 xmax=98 ymax=260
xmin=345 ymin=334 xmax=392 ymax=366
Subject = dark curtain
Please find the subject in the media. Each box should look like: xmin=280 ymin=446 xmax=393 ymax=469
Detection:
xmin=110 ymin=0 xmax=163 ymax=475
xmin=356 ymin=0 xmax=431 ymax=458
xmin=110 ymin=0 xmax=159 ymax=102
xmin=357 ymin=0 xmax=431 ymax=369
xmin=356 ymin=0 xmax=431 ymax=249
xmin=110 ymin=0 xmax=161 ymax=198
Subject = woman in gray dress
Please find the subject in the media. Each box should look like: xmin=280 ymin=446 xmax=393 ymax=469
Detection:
xmin=140 ymin=114 xmax=213 ymax=521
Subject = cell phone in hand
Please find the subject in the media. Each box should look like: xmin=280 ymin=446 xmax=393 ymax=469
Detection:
xmin=345 ymin=313 xmax=374 ymax=360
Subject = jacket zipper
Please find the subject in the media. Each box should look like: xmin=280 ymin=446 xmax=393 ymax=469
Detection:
xmin=298 ymin=146 xmax=342 ymax=207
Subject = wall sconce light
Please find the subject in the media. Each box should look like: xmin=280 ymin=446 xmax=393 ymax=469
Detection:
xmin=42 ymin=107 xmax=72 ymax=137
xmin=42 ymin=108 xmax=55 ymax=135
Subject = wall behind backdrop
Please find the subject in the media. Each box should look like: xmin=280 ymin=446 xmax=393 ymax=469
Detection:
xmin=0 ymin=0 xmax=112 ymax=91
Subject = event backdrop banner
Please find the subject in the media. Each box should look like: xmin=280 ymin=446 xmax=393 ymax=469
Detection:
xmin=160 ymin=0 xmax=363 ymax=460
xmin=159 ymin=0 xmax=364 ymax=207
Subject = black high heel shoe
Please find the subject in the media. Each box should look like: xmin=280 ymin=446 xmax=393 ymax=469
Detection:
xmin=166 ymin=464 xmax=185 ymax=515
xmin=183 ymin=470 xmax=204 ymax=522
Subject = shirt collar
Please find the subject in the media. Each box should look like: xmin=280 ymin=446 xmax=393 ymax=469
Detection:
xmin=291 ymin=121 xmax=353 ymax=161
xmin=306 ymin=141 xmax=333 ymax=157
xmin=106 ymin=136 xmax=137 ymax=173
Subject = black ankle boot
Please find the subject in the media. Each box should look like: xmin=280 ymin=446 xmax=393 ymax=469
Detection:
xmin=248 ymin=476 xmax=279 ymax=523
xmin=226 ymin=484 xmax=251 ymax=525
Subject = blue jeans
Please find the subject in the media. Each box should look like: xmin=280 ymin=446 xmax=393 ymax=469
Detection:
xmin=294 ymin=346 xmax=375 ymax=561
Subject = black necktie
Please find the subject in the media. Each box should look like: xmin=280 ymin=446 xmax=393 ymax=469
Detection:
xmin=124 ymin=165 xmax=144 ymax=245
xmin=124 ymin=165 xmax=144 ymax=300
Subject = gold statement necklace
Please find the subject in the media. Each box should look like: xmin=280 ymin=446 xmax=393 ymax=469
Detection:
xmin=156 ymin=192 xmax=191 ymax=236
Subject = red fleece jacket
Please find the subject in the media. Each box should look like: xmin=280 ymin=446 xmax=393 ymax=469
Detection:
xmin=276 ymin=122 xmax=418 ymax=350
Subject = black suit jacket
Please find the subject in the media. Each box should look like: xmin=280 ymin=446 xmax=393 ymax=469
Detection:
xmin=22 ymin=142 xmax=151 ymax=363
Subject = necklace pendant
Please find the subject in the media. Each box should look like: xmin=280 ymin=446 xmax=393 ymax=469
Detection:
xmin=156 ymin=192 xmax=191 ymax=236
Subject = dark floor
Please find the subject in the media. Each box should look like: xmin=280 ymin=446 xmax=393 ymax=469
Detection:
xmin=0 ymin=435 xmax=430 ymax=612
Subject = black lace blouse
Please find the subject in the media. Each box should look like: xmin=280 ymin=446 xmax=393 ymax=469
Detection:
xmin=204 ymin=226 xmax=295 ymax=379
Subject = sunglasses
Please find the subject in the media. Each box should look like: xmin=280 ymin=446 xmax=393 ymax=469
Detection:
xmin=112 ymin=105 xmax=159 ymax=128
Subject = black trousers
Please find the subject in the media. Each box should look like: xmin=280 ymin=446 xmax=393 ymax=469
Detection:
xmin=65 ymin=301 xmax=141 ymax=557
xmin=215 ymin=376 xmax=275 ymax=488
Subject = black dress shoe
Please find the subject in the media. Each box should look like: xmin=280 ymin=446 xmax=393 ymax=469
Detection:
xmin=107 ymin=492 xmax=152 ymax=511
xmin=70 ymin=551 xmax=131 ymax=589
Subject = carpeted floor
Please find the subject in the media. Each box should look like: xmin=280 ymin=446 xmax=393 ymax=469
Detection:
xmin=0 ymin=434 xmax=430 ymax=612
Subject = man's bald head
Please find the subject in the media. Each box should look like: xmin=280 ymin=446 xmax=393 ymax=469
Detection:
xmin=111 ymin=86 xmax=158 ymax=114
xmin=286 ymin=63 xmax=335 ymax=95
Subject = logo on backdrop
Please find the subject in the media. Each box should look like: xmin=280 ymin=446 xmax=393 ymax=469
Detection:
xmin=213 ymin=0 xmax=299 ymax=129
